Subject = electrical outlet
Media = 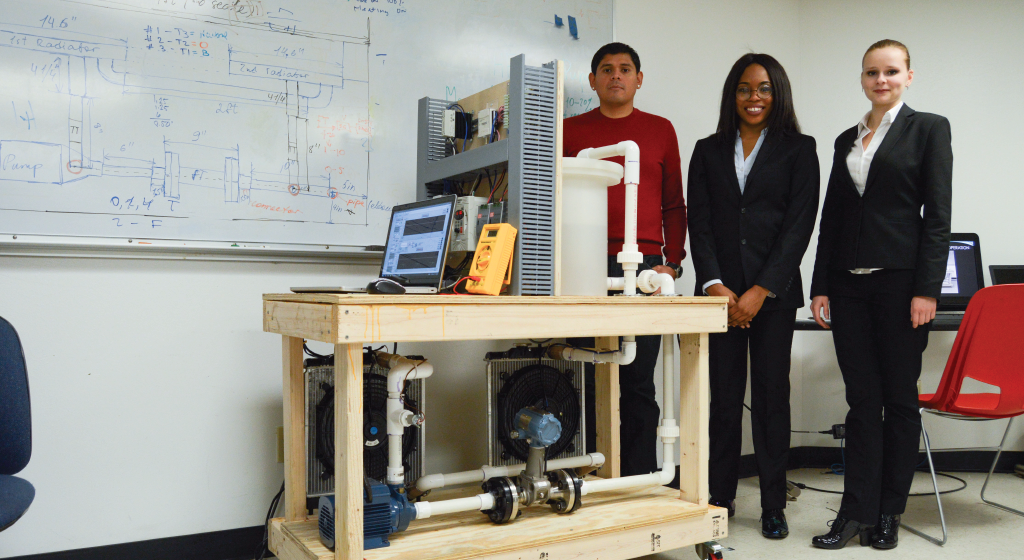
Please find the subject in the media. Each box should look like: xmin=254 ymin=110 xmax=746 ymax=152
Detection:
xmin=277 ymin=426 xmax=284 ymax=463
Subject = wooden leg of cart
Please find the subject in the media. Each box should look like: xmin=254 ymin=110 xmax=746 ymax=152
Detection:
xmin=594 ymin=336 xmax=620 ymax=479
xmin=282 ymin=336 xmax=307 ymax=522
xmin=678 ymin=333 xmax=709 ymax=506
xmin=334 ymin=343 xmax=364 ymax=559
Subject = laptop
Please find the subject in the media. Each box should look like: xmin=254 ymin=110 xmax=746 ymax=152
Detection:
xmin=292 ymin=195 xmax=458 ymax=294
xmin=937 ymin=233 xmax=985 ymax=313
xmin=990 ymin=265 xmax=1024 ymax=286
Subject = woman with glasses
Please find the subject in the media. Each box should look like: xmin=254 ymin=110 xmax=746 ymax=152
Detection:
xmin=687 ymin=53 xmax=819 ymax=539
xmin=809 ymin=39 xmax=952 ymax=550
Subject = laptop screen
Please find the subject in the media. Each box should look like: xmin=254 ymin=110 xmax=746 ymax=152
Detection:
xmin=380 ymin=196 xmax=457 ymax=286
xmin=938 ymin=233 xmax=984 ymax=311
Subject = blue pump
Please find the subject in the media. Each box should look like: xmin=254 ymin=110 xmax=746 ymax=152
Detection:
xmin=318 ymin=478 xmax=416 ymax=550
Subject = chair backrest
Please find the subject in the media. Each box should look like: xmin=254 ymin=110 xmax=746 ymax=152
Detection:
xmin=938 ymin=285 xmax=1024 ymax=415
xmin=0 ymin=316 xmax=31 ymax=475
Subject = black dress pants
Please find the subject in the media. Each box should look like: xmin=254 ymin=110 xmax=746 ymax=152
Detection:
xmin=578 ymin=254 xmax=664 ymax=477
xmin=708 ymin=307 xmax=796 ymax=510
xmin=829 ymin=269 xmax=929 ymax=525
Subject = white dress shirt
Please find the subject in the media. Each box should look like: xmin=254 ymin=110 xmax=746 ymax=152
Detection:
xmin=703 ymin=129 xmax=769 ymax=294
xmin=734 ymin=128 xmax=766 ymax=195
xmin=844 ymin=102 xmax=902 ymax=274
xmin=847 ymin=101 xmax=903 ymax=196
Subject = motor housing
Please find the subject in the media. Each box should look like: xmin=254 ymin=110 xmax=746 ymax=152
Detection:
xmin=318 ymin=478 xmax=416 ymax=550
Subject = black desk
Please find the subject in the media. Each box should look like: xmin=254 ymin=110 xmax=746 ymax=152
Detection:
xmin=795 ymin=314 xmax=962 ymax=332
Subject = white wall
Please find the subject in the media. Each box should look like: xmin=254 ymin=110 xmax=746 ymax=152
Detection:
xmin=616 ymin=0 xmax=1024 ymax=456
xmin=4 ymin=1 xmax=1024 ymax=557
xmin=0 ymin=255 xmax=525 ymax=558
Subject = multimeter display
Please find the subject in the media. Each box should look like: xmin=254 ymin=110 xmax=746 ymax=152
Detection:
xmin=467 ymin=223 xmax=516 ymax=295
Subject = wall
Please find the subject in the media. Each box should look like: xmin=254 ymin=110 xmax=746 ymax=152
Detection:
xmin=0 ymin=255 xmax=524 ymax=558
xmin=4 ymin=1 xmax=1024 ymax=557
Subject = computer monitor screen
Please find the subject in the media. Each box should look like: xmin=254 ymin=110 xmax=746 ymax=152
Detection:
xmin=380 ymin=196 xmax=456 ymax=284
xmin=990 ymin=265 xmax=1024 ymax=286
xmin=938 ymin=233 xmax=984 ymax=311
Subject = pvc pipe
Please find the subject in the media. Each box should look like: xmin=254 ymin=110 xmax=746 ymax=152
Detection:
xmin=379 ymin=354 xmax=434 ymax=486
xmin=580 ymin=457 xmax=675 ymax=495
xmin=414 ymin=493 xmax=496 ymax=520
xmin=415 ymin=453 xmax=606 ymax=492
xmin=635 ymin=270 xmax=676 ymax=296
xmin=580 ymin=334 xmax=680 ymax=496
xmin=607 ymin=277 xmax=625 ymax=291
xmin=577 ymin=141 xmax=643 ymax=296
xmin=548 ymin=336 xmax=636 ymax=365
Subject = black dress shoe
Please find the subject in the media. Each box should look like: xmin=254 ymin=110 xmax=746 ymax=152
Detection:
xmin=870 ymin=514 xmax=900 ymax=549
xmin=709 ymin=497 xmax=735 ymax=518
xmin=761 ymin=508 xmax=789 ymax=539
xmin=811 ymin=514 xmax=873 ymax=549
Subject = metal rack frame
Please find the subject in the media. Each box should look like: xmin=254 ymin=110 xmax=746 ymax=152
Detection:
xmin=416 ymin=55 xmax=560 ymax=296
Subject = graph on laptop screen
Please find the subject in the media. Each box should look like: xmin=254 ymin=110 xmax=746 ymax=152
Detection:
xmin=382 ymin=202 xmax=453 ymax=278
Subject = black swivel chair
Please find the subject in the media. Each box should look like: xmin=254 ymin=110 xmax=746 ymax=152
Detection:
xmin=0 ymin=316 xmax=33 ymax=532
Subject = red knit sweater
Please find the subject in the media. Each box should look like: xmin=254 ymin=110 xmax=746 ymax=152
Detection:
xmin=563 ymin=108 xmax=687 ymax=263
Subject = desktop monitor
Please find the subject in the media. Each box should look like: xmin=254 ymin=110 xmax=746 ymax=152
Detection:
xmin=989 ymin=265 xmax=1024 ymax=286
xmin=938 ymin=233 xmax=985 ymax=312
xmin=379 ymin=195 xmax=457 ymax=289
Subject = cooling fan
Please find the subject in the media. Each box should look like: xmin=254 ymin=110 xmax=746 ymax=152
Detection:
xmin=314 ymin=373 xmax=420 ymax=484
xmin=495 ymin=363 xmax=581 ymax=462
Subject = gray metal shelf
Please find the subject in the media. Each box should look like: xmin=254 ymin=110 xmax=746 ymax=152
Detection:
xmin=418 ymin=139 xmax=509 ymax=185
xmin=416 ymin=54 xmax=559 ymax=296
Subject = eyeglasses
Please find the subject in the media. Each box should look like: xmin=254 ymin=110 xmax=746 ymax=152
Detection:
xmin=736 ymin=84 xmax=773 ymax=100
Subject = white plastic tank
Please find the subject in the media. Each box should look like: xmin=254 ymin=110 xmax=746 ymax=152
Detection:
xmin=560 ymin=157 xmax=624 ymax=296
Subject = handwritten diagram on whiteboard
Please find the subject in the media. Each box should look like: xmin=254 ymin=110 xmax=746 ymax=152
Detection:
xmin=0 ymin=0 xmax=610 ymax=251
xmin=0 ymin=0 xmax=379 ymax=248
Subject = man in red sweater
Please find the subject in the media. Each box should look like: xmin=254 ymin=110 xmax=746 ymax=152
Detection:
xmin=563 ymin=42 xmax=687 ymax=476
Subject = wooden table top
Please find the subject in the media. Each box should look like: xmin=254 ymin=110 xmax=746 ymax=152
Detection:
xmin=264 ymin=293 xmax=729 ymax=306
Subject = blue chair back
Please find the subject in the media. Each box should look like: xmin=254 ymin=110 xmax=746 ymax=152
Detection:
xmin=0 ymin=316 xmax=31 ymax=475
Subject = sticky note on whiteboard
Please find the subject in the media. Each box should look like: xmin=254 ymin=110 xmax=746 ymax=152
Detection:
xmin=568 ymin=16 xmax=578 ymax=39
xmin=0 ymin=141 xmax=64 ymax=184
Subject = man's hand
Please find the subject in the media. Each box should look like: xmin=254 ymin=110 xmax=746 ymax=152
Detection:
xmin=911 ymin=296 xmax=937 ymax=328
xmin=810 ymin=295 xmax=830 ymax=329
xmin=649 ymin=265 xmax=677 ymax=295
xmin=728 ymin=285 xmax=770 ymax=328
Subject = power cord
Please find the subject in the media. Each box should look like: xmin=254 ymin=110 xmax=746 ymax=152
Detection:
xmin=788 ymin=472 xmax=968 ymax=497
xmin=254 ymin=481 xmax=285 ymax=560
xmin=740 ymin=402 xmax=966 ymax=496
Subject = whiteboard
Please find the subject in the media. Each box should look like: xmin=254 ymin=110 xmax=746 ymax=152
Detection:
xmin=0 ymin=0 xmax=610 ymax=255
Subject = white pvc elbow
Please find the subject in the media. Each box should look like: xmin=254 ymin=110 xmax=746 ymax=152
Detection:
xmin=636 ymin=270 xmax=676 ymax=296
xmin=384 ymin=356 xmax=433 ymax=485
xmin=550 ymin=336 xmax=636 ymax=365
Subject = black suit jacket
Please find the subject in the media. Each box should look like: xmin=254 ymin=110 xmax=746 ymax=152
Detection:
xmin=810 ymin=105 xmax=953 ymax=299
xmin=687 ymin=131 xmax=820 ymax=309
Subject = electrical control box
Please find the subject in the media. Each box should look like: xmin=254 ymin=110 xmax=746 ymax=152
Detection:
xmin=475 ymin=201 xmax=506 ymax=235
xmin=448 ymin=195 xmax=488 ymax=253
xmin=477 ymin=109 xmax=494 ymax=138
xmin=467 ymin=223 xmax=517 ymax=296
xmin=442 ymin=109 xmax=456 ymax=138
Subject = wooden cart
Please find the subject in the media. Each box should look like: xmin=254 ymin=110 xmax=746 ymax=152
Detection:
xmin=263 ymin=293 xmax=729 ymax=560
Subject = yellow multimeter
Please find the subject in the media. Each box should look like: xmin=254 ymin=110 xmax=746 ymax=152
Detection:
xmin=467 ymin=223 xmax=517 ymax=295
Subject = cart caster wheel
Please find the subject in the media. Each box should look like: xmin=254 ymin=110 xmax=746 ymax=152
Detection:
xmin=695 ymin=540 xmax=725 ymax=560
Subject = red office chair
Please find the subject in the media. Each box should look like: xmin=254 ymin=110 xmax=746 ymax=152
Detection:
xmin=904 ymin=285 xmax=1024 ymax=546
